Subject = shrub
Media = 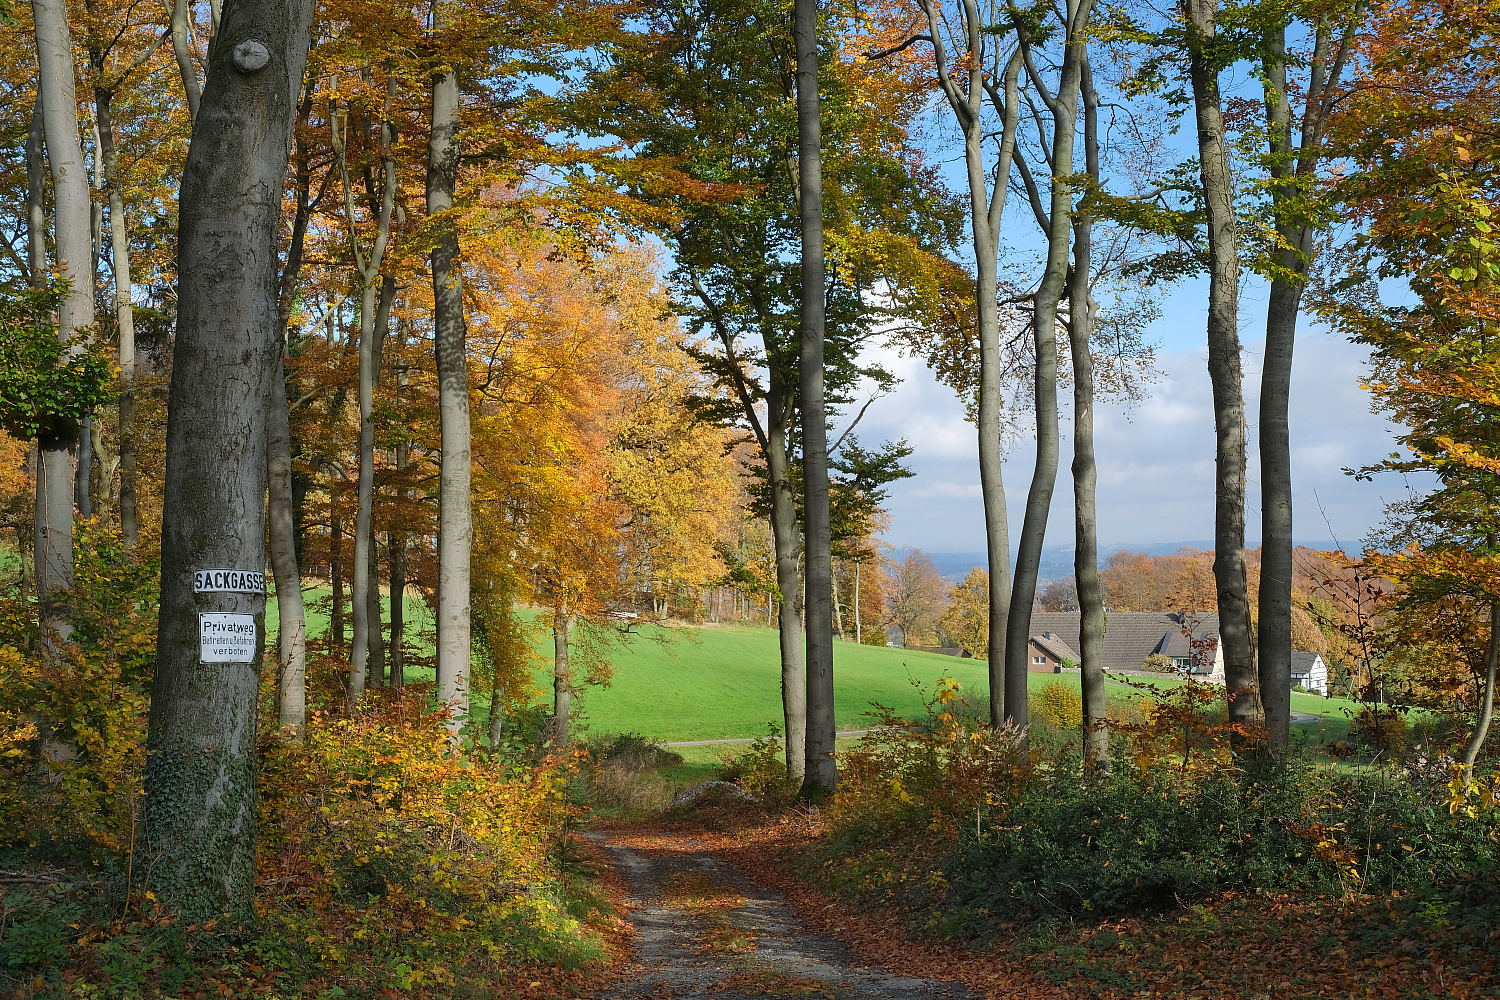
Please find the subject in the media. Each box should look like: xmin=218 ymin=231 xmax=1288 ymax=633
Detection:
xmin=1352 ymin=707 xmax=1410 ymax=759
xmin=720 ymin=726 xmax=799 ymax=801
xmin=1035 ymin=682 xmax=1083 ymax=729
xmin=815 ymin=676 xmax=1500 ymax=935
xmin=586 ymin=732 xmax=684 ymax=815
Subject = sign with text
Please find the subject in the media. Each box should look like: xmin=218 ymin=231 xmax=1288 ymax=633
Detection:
xmin=193 ymin=569 xmax=267 ymax=594
xmin=199 ymin=613 xmax=257 ymax=662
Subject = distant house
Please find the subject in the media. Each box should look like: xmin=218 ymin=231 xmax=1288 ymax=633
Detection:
xmin=1291 ymin=651 xmax=1329 ymax=695
xmin=1027 ymin=631 xmax=1077 ymax=672
xmin=1026 ymin=611 xmax=1224 ymax=681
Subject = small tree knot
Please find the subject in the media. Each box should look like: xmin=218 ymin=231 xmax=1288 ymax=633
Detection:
xmin=232 ymin=40 xmax=270 ymax=74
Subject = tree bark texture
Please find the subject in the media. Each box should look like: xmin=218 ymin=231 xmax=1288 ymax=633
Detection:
xmin=1072 ymin=56 xmax=1107 ymax=767
xmin=388 ymin=529 xmax=406 ymax=687
xmin=337 ymin=96 xmax=397 ymax=703
xmin=330 ymin=494 xmax=345 ymax=650
xmin=1461 ymin=603 xmax=1500 ymax=769
xmin=766 ymin=410 xmax=806 ymax=781
xmin=269 ymin=358 xmax=306 ymax=734
xmin=913 ymin=0 xmax=1022 ymax=727
xmin=27 ymin=103 xmax=47 ymax=282
xmin=1256 ymin=17 xmax=1348 ymax=746
xmin=32 ymin=0 xmax=96 ymax=603
xmin=171 ymin=0 xmax=202 ymax=120
xmin=269 ymin=81 xmax=314 ymax=735
xmin=553 ymin=614 xmax=572 ymax=744
xmin=1185 ymin=0 xmax=1258 ymax=726
xmin=365 ymin=533 xmax=385 ymax=687
xmin=428 ymin=64 xmax=472 ymax=730
xmin=1004 ymin=0 xmax=1093 ymax=732
xmin=141 ymin=0 xmax=314 ymax=920
xmin=794 ymin=0 xmax=836 ymax=798
xmin=95 ymin=88 xmax=139 ymax=550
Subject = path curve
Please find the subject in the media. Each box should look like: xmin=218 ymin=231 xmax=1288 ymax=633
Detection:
xmin=592 ymin=830 xmax=970 ymax=1000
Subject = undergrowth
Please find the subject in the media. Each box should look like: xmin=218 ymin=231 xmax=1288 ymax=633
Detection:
xmin=814 ymin=676 xmax=1500 ymax=943
xmin=0 ymin=527 xmax=613 ymax=998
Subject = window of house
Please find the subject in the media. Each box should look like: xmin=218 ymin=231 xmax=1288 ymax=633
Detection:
xmin=1033 ymin=655 xmax=1046 ymax=665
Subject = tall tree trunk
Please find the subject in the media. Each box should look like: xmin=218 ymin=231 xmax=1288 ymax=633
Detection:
xmin=337 ymin=97 xmax=396 ymax=706
xmin=428 ymin=62 xmax=472 ymax=731
xmin=1461 ymin=602 xmax=1500 ymax=769
xmin=330 ymin=492 xmax=345 ymax=650
xmin=910 ymin=0 xmax=1023 ymax=726
xmin=32 ymin=0 xmax=96 ymax=610
xmin=365 ymin=533 xmax=385 ymax=687
xmin=1257 ymin=21 xmax=1297 ymax=748
xmin=552 ymin=612 xmax=572 ymax=744
xmin=141 ymin=0 xmax=314 ymax=919
xmin=853 ymin=559 xmax=861 ymax=645
xmin=766 ymin=411 xmax=806 ymax=782
xmin=170 ymin=0 xmax=201 ymax=120
xmin=1071 ymin=54 xmax=1106 ymax=767
xmin=388 ymin=533 xmax=406 ymax=687
xmin=794 ymin=0 xmax=836 ymax=798
xmin=27 ymin=103 xmax=47 ymax=282
xmin=1186 ymin=0 xmax=1258 ymax=726
xmin=1257 ymin=16 xmax=1349 ymax=747
xmin=270 ymin=77 xmax=314 ymax=735
xmin=95 ymin=89 xmax=139 ymax=550
xmin=269 ymin=358 xmax=306 ymax=733
xmin=1004 ymin=0 xmax=1093 ymax=732
xmin=388 ymin=318 xmax=410 ymax=689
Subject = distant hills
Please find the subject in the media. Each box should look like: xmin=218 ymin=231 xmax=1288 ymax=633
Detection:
xmin=926 ymin=540 xmax=1344 ymax=585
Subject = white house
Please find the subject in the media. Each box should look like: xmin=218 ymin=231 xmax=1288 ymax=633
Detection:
xmin=1291 ymin=650 xmax=1329 ymax=695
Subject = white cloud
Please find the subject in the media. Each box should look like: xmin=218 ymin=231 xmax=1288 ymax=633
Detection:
xmin=848 ymin=313 xmax=1430 ymax=555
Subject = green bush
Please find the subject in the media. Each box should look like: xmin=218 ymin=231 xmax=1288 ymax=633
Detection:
xmin=946 ymin=763 xmax=1500 ymax=926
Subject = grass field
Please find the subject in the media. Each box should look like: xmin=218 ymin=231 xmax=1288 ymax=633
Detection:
xmin=268 ymin=589 xmax=1362 ymax=745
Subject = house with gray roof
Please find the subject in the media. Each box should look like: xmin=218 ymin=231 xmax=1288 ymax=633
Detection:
xmin=1026 ymin=611 xmax=1224 ymax=681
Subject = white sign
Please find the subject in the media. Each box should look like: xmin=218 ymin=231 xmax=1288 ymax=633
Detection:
xmin=199 ymin=613 xmax=258 ymax=662
xmin=194 ymin=569 xmax=267 ymax=594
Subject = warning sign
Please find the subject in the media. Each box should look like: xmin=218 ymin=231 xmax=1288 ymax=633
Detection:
xmin=199 ymin=613 xmax=257 ymax=662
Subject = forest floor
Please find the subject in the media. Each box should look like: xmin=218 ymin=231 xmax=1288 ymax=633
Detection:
xmin=584 ymin=812 xmax=1498 ymax=1000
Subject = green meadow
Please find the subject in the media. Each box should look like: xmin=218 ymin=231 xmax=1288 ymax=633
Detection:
xmin=269 ymin=589 xmax=1361 ymax=745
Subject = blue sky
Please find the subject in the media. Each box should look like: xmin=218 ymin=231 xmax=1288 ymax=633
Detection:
xmin=852 ymin=274 xmax=1429 ymax=555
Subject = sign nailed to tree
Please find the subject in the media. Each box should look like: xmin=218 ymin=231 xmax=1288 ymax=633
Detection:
xmin=193 ymin=569 xmax=267 ymax=594
xmin=199 ymin=613 xmax=258 ymax=662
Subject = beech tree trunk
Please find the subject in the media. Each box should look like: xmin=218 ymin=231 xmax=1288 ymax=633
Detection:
xmin=1004 ymin=0 xmax=1093 ymax=732
xmin=330 ymin=494 xmax=345 ymax=650
xmin=170 ymin=0 xmax=201 ymax=120
xmin=32 ymin=0 xmax=95 ymax=608
xmin=1072 ymin=55 xmax=1107 ymax=767
xmin=27 ymin=103 xmax=47 ymax=282
xmin=388 ymin=529 xmax=406 ymax=687
xmin=553 ymin=613 xmax=572 ymax=744
xmin=794 ymin=0 xmax=836 ymax=798
xmin=1461 ymin=603 xmax=1500 ymax=769
xmin=141 ymin=0 xmax=314 ymax=919
xmin=270 ymin=79 xmax=315 ymax=735
xmin=94 ymin=89 xmax=139 ymax=550
xmin=909 ymin=1 xmax=1023 ymax=727
xmin=365 ymin=534 xmax=385 ymax=687
xmin=1186 ymin=0 xmax=1258 ymax=726
xmin=337 ymin=97 xmax=396 ymax=705
xmin=428 ymin=62 xmax=472 ymax=730
xmin=1256 ymin=17 xmax=1349 ymax=747
xmin=269 ymin=358 xmax=306 ymax=733
xmin=766 ymin=408 xmax=806 ymax=781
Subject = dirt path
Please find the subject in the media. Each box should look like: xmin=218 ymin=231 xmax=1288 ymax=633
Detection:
xmin=591 ymin=830 xmax=971 ymax=999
